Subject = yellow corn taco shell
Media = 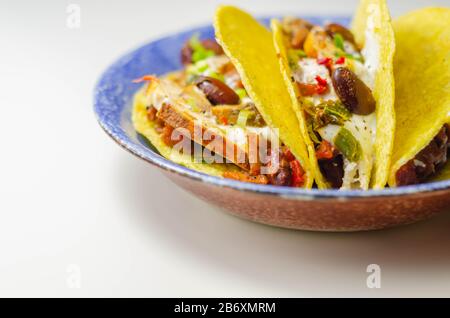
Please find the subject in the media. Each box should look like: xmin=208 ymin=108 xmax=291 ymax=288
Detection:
xmin=271 ymin=20 xmax=328 ymax=189
xmin=272 ymin=0 xmax=395 ymax=189
xmin=351 ymin=0 xmax=396 ymax=189
xmin=132 ymin=89 xmax=239 ymax=177
xmin=214 ymin=6 xmax=313 ymax=188
xmin=388 ymin=7 xmax=450 ymax=186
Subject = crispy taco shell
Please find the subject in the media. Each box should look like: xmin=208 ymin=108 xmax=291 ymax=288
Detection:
xmin=352 ymin=0 xmax=396 ymax=189
xmin=388 ymin=7 xmax=450 ymax=186
xmin=271 ymin=20 xmax=328 ymax=189
xmin=214 ymin=6 xmax=313 ymax=188
xmin=272 ymin=0 xmax=395 ymax=189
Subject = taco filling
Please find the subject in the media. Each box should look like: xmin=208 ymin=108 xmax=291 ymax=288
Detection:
xmin=278 ymin=17 xmax=380 ymax=189
xmin=395 ymin=124 xmax=450 ymax=186
xmin=133 ymin=35 xmax=306 ymax=187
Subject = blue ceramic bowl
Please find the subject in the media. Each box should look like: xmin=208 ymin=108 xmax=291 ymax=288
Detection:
xmin=94 ymin=16 xmax=450 ymax=231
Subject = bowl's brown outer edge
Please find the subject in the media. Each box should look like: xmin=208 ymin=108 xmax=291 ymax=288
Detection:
xmin=164 ymin=170 xmax=450 ymax=232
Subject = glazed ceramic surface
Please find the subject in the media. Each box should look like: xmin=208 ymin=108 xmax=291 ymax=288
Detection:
xmin=94 ymin=16 xmax=450 ymax=232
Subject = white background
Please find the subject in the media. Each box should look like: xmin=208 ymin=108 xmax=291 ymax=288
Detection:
xmin=1 ymin=0 xmax=449 ymax=297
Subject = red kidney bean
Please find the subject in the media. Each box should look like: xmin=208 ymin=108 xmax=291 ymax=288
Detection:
xmin=195 ymin=76 xmax=240 ymax=105
xmin=201 ymin=39 xmax=224 ymax=55
xmin=331 ymin=67 xmax=375 ymax=115
xmin=181 ymin=39 xmax=224 ymax=65
xmin=325 ymin=23 xmax=356 ymax=45
xmin=269 ymin=167 xmax=292 ymax=186
xmin=318 ymin=154 xmax=344 ymax=188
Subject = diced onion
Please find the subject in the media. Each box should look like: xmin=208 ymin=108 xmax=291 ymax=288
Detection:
xmin=236 ymin=109 xmax=251 ymax=127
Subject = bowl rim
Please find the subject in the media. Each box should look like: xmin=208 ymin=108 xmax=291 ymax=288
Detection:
xmin=93 ymin=16 xmax=450 ymax=200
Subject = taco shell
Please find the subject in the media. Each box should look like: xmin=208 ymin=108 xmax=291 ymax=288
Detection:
xmin=214 ymin=5 xmax=313 ymax=188
xmin=388 ymin=7 xmax=450 ymax=186
xmin=351 ymin=0 xmax=396 ymax=189
xmin=272 ymin=0 xmax=395 ymax=189
xmin=271 ymin=20 xmax=328 ymax=189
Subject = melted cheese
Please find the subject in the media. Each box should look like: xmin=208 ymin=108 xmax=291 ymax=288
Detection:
xmin=146 ymin=79 xmax=182 ymax=111
xmin=205 ymin=55 xmax=230 ymax=72
xmin=294 ymin=58 xmax=339 ymax=105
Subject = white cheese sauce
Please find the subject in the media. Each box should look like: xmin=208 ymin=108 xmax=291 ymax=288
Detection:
xmin=294 ymin=58 xmax=330 ymax=84
xmin=204 ymin=55 xmax=230 ymax=73
xmin=293 ymin=58 xmax=339 ymax=105
xmin=146 ymin=79 xmax=182 ymax=111
xmin=344 ymin=113 xmax=376 ymax=189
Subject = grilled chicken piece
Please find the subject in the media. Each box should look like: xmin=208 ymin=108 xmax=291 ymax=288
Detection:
xmin=156 ymin=103 xmax=251 ymax=171
xmin=145 ymin=78 xmax=271 ymax=172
